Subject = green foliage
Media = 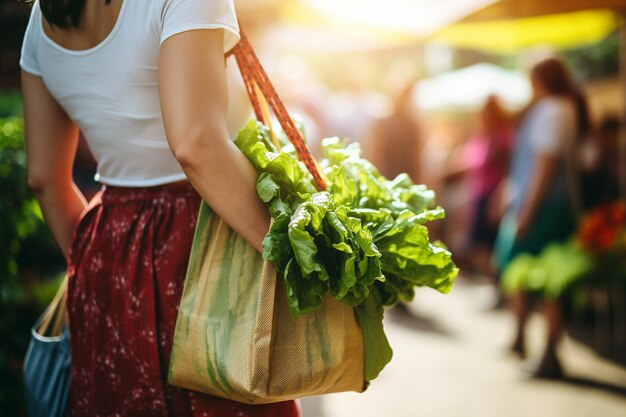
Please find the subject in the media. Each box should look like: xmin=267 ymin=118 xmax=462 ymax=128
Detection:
xmin=0 ymin=117 xmax=63 ymax=296
xmin=0 ymin=114 xmax=64 ymax=416
xmin=0 ymin=91 xmax=23 ymax=117
xmin=0 ymin=117 xmax=38 ymax=298
xmin=502 ymin=241 xmax=594 ymax=299
xmin=562 ymin=31 xmax=620 ymax=81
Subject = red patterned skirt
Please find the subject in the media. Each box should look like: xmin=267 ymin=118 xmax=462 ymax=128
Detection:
xmin=67 ymin=182 xmax=299 ymax=417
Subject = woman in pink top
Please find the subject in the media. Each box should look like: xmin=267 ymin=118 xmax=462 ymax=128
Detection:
xmin=20 ymin=0 xmax=298 ymax=415
xmin=463 ymin=95 xmax=513 ymax=273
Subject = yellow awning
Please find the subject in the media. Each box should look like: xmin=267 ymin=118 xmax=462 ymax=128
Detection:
xmin=433 ymin=9 xmax=620 ymax=54
xmin=458 ymin=0 xmax=626 ymax=22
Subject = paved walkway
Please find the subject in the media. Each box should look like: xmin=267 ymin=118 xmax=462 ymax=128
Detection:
xmin=300 ymin=280 xmax=626 ymax=417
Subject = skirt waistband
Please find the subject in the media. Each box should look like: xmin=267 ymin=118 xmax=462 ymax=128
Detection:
xmin=99 ymin=181 xmax=198 ymax=204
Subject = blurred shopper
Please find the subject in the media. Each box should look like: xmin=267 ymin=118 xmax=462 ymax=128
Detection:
xmin=366 ymin=82 xmax=422 ymax=182
xmin=579 ymin=116 xmax=621 ymax=207
xmin=447 ymin=95 xmax=513 ymax=276
xmin=494 ymin=58 xmax=590 ymax=378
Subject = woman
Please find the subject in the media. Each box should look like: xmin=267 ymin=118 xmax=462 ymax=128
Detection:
xmin=455 ymin=95 xmax=513 ymax=275
xmin=494 ymin=58 xmax=590 ymax=377
xmin=20 ymin=0 xmax=299 ymax=415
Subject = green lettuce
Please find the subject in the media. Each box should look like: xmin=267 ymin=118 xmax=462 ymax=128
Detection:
xmin=234 ymin=120 xmax=458 ymax=381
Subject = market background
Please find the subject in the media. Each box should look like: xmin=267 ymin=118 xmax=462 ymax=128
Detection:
xmin=1 ymin=0 xmax=625 ymax=416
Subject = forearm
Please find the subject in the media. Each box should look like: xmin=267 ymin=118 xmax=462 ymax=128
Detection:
xmin=32 ymin=182 xmax=87 ymax=260
xmin=178 ymin=139 xmax=270 ymax=253
xmin=487 ymin=179 xmax=510 ymax=224
xmin=21 ymin=71 xmax=86 ymax=259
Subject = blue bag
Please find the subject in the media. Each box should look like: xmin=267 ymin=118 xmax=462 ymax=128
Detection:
xmin=23 ymin=277 xmax=71 ymax=417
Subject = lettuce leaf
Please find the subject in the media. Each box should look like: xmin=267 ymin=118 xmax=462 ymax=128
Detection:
xmin=354 ymin=286 xmax=393 ymax=381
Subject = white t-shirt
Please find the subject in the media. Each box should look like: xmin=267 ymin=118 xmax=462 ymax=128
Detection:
xmin=20 ymin=0 xmax=240 ymax=186
xmin=525 ymin=96 xmax=577 ymax=156
xmin=508 ymin=95 xmax=578 ymax=213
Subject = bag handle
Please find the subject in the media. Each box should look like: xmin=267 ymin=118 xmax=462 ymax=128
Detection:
xmin=37 ymin=276 xmax=68 ymax=337
xmin=230 ymin=28 xmax=328 ymax=191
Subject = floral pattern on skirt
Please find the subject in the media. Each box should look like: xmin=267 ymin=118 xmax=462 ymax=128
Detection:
xmin=67 ymin=182 xmax=299 ymax=417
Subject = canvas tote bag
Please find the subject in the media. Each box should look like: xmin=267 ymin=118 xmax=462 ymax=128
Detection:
xmin=167 ymin=29 xmax=366 ymax=404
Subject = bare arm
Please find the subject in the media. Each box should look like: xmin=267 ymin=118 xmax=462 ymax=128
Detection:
xmin=21 ymin=71 xmax=87 ymax=260
xmin=158 ymin=29 xmax=269 ymax=253
xmin=516 ymin=153 xmax=557 ymax=239
xmin=487 ymin=178 xmax=511 ymax=226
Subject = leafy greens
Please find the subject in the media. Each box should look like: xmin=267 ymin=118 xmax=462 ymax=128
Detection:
xmin=234 ymin=120 xmax=458 ymax=380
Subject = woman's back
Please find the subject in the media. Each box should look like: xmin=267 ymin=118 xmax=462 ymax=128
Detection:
xmin=21 ymin=0 xmax=239 ymax=186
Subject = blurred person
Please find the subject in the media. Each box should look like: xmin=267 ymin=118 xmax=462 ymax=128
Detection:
xmin=493 ymin=58 xmax=590 ymax=378
xmin=365 ymin=81 xmax=422 ymax=181
xmin=20 ymin=0 xmax=298 ymax=415
xmin=579 ymin=116 xmax=621 ymax=207
xmin=421 ymin=117 xmax=469 ymax=248
xmin=446 ymin=95 xmax=513 ymax=276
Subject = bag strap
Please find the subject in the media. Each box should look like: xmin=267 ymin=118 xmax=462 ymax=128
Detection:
xmin=37 ymin=276 xmax=68 ymax=337
xmin=230 ymin=28 xmax=328 ymax=191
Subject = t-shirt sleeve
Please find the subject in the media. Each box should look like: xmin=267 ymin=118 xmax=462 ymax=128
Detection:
xmin=527 ymin=99 xmax=573 ymax=156
xmin=20 ymin=1 xmax=42 ymax=76
xmin=159 ymin=0 xmax=240 ymax=52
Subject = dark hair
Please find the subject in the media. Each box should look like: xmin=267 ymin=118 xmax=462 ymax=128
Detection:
xmin=37 ymin=0 xmax=111 ymax=28
xmin=531 ymin=57 xmax=591 ymax=138
xmin=481 ymin=94 xmax=509 ymax=135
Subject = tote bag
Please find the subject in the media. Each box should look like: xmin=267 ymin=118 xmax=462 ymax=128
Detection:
xmin=23 ymin=276 xmax=71 ymax=417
